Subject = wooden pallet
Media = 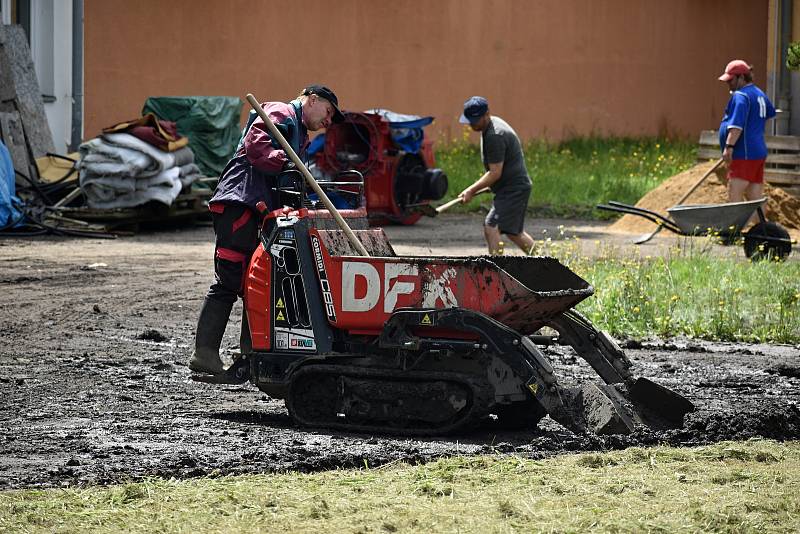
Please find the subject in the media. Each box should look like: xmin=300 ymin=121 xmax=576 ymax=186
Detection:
xmin=56 ymin=187 xmax=213 ymax=232
xmin=697 ymin=130 xmax=800 ymax=197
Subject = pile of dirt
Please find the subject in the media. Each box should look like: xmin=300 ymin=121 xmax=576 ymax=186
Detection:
xmin=610 ymin=160 xmax=800 ymax=234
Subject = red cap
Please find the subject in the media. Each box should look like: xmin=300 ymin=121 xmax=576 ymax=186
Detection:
xmin=719 ymin=60 xmax=751 ymax=81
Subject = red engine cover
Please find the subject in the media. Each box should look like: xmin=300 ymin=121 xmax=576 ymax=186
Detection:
xmin=315 ymin=112 xmax=437 ymax=225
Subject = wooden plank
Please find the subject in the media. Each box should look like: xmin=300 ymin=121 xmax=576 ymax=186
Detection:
xmin=765 ymin=135 xmax=800 ymax=151
xmin=697 ymin=147 xmax=800 ymax=166
xmin=697 ymin=148 xmax=720 ymax=160
xmin=777 ymin=185 xmax=800 ymax=197
xmin=699 ymin=130 xmax=800 ymax=151
xmin=698 ymin=130 xmax=718 ymax=146
xmin=57 ymin=189 xmax=212 ymax=227
xmin=765 ymin=170 xmax=800 ymax=185
xmin=764 ymin=154 xmax=800 ymax=165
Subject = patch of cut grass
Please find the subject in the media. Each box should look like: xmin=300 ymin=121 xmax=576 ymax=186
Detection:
xmin=434 ymin=133 xmax=696 ymax=218
xmin=1 ymin=441 xmax=799 ymax=533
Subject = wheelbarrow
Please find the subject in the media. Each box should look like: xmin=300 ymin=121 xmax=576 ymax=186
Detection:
xmin=597 ymin=198 xmax=793 ymax=260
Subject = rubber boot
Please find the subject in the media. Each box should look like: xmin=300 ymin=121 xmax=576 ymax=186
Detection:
xmin=239 ymin=309 xmax=253 ymax=358
xmin=189 ymin=297 xmax=234 ymax=374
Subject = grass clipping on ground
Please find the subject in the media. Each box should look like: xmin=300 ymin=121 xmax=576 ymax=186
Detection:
xmin=2 ymin=440 xmax=799 ymax=533
xmin=610 ymin=160 xmax=800 ymax=236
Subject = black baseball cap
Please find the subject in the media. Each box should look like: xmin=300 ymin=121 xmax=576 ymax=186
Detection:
xmin=303 ymin=84 xmax=345 ymax=123
xmin=459 ymin=96 xmax=489 ymax=124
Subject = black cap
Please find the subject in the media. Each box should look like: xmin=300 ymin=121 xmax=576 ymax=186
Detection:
xmin=302 ymin=84 xmax=345 ymax=123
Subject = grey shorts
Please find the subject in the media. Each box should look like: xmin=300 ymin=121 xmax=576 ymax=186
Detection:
xmin=484 ymin=186 xmax=531 ymax=235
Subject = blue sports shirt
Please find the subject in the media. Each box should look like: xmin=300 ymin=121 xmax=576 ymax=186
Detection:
xmin=719 ymin=84 xmax=776 ymax=160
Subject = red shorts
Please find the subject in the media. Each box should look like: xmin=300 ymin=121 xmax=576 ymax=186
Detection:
xmin=728 ymin=159 xmax=766 ymax=184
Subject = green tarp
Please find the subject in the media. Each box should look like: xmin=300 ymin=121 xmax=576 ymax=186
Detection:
xmin=142 ymin=96 xmax=242 ymax=177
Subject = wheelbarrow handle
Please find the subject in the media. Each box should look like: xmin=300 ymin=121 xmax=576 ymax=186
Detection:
xmin=618 ymin=158 xmax=723 ymax=245
xmin=606 ymin=201 xmax=682 ymax=232
xmin=596 ymin=204 xmax=681 ymax=234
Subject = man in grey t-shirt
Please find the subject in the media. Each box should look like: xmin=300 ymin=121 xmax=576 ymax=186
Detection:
xmin=458 ymin=96 xmax=534 ymax=254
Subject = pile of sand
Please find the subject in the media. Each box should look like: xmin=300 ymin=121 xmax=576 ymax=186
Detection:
xmin=610 ymin=160 xmax=800 ymax=235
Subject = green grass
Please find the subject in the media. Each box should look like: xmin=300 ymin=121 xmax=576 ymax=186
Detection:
xmin=528 ymin=236 xmax=800 ymax=343
xmin=2 ymin=440 xmax=798 ymax=533
xmin=435 ymin=134 xmax=697 ymax=218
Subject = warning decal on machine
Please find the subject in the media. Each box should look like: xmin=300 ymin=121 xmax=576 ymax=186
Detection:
xmin=274 ymin=327 xmax=316 ymax=351
xmin=420 ymin=313 xmax=433 ymax=326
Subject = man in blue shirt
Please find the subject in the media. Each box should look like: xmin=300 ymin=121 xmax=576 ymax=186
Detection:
xmin=718 ymin=59 xmax=776 ymax=203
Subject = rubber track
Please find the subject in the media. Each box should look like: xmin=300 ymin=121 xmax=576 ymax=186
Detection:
xmin=285 ymin=364 xmax=495 ymax=436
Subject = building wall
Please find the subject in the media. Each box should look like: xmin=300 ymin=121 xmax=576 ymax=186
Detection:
xmin=84 ymin=0 xmax=768 ymax=143
xmin=35 ymin=0 xmax=73 ymax=153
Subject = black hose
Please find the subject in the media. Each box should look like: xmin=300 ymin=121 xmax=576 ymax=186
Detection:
xmin=24 ymin=218 xmax=116 ymax=239
xmin=13 ymin=169 xmax=54 ymax=204
xmin=0 ymin=192 xmax=114 ymax=239
xmin=45 ymin=152 xmax=78 ymax=164
xmin=40 ymin=166 xmax=77 ymax=188
xmin=0 ymin=227 xmax=48 ymax=237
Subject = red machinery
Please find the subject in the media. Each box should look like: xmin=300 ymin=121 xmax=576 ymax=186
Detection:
xmin=195 ymin=199 xmax=694 ymax=436
xmin=314 ymin=111 xmax=448 ymax=225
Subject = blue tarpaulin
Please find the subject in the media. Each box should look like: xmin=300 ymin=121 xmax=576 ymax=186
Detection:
xmin=0 ymin=140 xmax=22 ymax=228
xmin=365 ymin=109 xmax=434 ymax=153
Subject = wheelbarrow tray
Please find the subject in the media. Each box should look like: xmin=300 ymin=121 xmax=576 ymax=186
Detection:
xmin=666 ymin=198 xmax=766 ymax=236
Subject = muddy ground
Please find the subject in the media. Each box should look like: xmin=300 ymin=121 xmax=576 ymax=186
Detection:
xmin=1 ymin=215 xmax=798 ymax=489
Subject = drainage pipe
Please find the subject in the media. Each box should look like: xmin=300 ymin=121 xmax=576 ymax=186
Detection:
xmin=69 ymin=0 xmax=83 ymax=152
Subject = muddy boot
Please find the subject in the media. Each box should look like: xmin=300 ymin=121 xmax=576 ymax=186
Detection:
xmin=189 ymin=297 xmax=234 ymax=375
xmin=239 ymin=310 xmax=253 ymax=359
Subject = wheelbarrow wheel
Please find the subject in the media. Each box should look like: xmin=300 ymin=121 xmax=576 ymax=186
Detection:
xmin=743 ymin=221 xmax=792 ymax=261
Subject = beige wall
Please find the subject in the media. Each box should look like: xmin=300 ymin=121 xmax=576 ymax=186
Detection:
xmin=84 ymin=0 xmax=767 ymax=143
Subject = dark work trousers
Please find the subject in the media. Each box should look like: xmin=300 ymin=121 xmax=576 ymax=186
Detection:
xmin=207 ymin=202 xmax=260 ymax=305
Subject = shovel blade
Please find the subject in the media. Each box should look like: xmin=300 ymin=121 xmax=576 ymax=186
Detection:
xmin=629 ymin=377 xmax=694 ymax=425
xmin=633 ymin=226 xmax=662 ymax=245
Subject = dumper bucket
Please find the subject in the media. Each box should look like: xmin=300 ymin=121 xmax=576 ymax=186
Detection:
xmin=314 ymin=228 xmax=594 ymax=334
xmin=487 ymin=256 xmax=594 ymax=333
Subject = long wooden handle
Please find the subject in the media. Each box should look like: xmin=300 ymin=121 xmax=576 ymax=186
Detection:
xmin=245 ymin=94 xmax=369 ymax=257
xmin=676 ymin=158 xmax=724 ymax=205
xmin=435 ymin=197 xmax=464 ymax=213
xmin=436 ymin=187 xmax=490 ymax=214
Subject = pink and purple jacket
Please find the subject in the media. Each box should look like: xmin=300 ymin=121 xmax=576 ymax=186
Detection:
xmin=210 ymin=100 xmax=308 ymax=210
